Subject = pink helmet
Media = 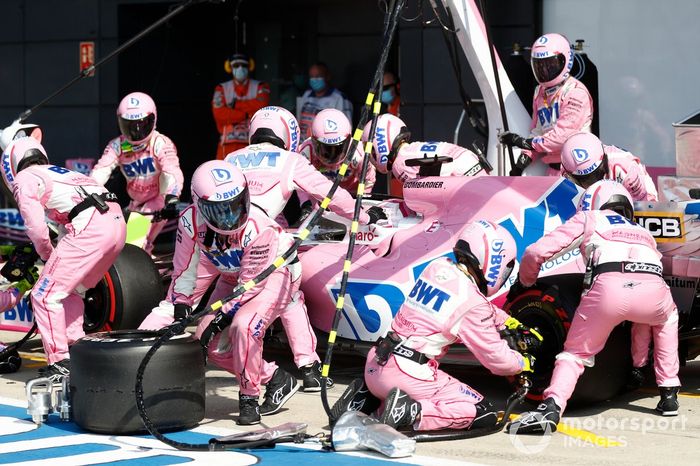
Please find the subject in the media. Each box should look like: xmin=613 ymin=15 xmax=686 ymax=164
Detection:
xmin=1 ymin=137 xmax=49 ymax=190
xmin=249 ymin=106 xmax=300 ymax=152
xmin=578 ymin=179 xmax=634 ymax=220
xmin=362 ymin=114 xmax=410 ymax=174
xmin=311 ymin=109 xmax=352 ymax=168
xmin=530 ymin=33 xmax=573 ymax=87
xmin=191 ymin=160 xmax=250 ymax=235
xmin=117 ymin=92 xmax=157 ymax=145
xmin=453 ymin=220 xmax=517 ymax=297
xmin=561 ymin=132 xmax=608 ymax=189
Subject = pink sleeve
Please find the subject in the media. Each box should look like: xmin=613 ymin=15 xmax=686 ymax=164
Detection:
xmin=168 ymin=206 xmax=201 ymax=306
xmin=0 ymin=288 xmax=20 ymax=312
xmin=519 ymin=211 xmax=589 ymax=286
xmin=222 ymin=225 xmax=279 ymax=312
xmin=531 ymin=86 xmax=593 ymax=154
xmin=13 ymin=172 xmax=53 ymax=261
xmin=153 ymin=136 xmax=184 ymax=197
xmin=456 ymin=298 xmax=524 ymax=376
xmin=292 ymin=153 xmax=370 ymax=223
xmin=91 ymin=141 xmax=120 ymax=186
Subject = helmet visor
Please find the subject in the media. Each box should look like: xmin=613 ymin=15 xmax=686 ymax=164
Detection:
xmin=118 ymin=113 xmax=155 ymax=143
xmin=313 ymin=138 xmax=349 ymax=166
xmin=198 ymin=187 xmax=250 ymax=233
xmin=531 ymin=54 xmax=566 ymax=83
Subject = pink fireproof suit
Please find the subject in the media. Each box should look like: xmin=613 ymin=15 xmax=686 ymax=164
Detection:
xmin=91 ymin=132 xmax=183 ymax=254
xmin=519 ymin=209 xmax=680 ymax=412
xmin=13 ymin=165 xmax=126 ymax=364
xmin=364 ymin=257 xmax=527 ymax=430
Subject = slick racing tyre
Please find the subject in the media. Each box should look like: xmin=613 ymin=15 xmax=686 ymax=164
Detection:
xmin=83 ymin=244 xmax=163 ymax=332
xmin=505 ymin=276 xmax=631 ymax=406
xmin=70 ymin=330 xmax=205 ymax=434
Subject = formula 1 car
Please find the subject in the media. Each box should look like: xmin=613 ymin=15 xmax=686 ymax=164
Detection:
xmin=296 ymin=173 xmax=700 ymax=405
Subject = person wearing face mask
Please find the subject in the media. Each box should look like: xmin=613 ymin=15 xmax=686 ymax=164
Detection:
xmin=381 ymin=71 xmax=400 ymax=117
xmin=296 ymin=62 xmax=353 ymax=140
xmin=212 ymin=53 xmax=270 ymax=159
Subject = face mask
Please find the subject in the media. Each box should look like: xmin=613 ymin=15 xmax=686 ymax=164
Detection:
xmin=381 ymin=89 xmax=395 ymax=104
xmin=233 ymin=67 xmax=249 ymax=82
xmin=309 ymin=77 xmax=326 ymax=92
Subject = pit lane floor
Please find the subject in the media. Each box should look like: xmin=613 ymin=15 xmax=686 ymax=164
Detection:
xmin=1 ymin=330 xmax=699 ymax=465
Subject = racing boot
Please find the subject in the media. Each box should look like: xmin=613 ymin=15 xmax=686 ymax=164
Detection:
xmin=329 ymin=377 xmax=381 ymax=426
xmin=380 ymin=388 xmax=421 ymax=430
xmin=0 ymin=347 xmax=21 ymax=374
xmin=656 ymin=386 xmax=680 ymax=416
xmin=301 ymin=361 xmax=334 ymax=392
xmin=259 ymin=368 xmax=300 ymax=416
xmin=41 ymin=359 xmax=70 ymax=384
xmin=507 ymin=397 xmax=561 ymax=435
xmin=470 ymin=399 xmax=498 ymax=429
xmin=238 ymin=395 xmax=261 ymax=425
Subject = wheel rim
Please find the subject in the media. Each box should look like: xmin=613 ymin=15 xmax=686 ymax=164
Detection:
xmin=83 ymin=279 xmax=111 ymax=332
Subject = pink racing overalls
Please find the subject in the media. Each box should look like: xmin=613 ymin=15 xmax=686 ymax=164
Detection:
xmin=605 ymin=145 xmax=658 ymax=201
xmin=298 ymin=137 xmax=376 ymax=195
xmin=141 ymin=203 xmax=312 ymax=396
xmin=13 ymin=165 xmax=126 ymax=364
xmin=364 ymin=257 xmax=526 ymax=430
xmin=392 ymin=141 xmax=486 ymax=184
xmin=519 ymin=210 xmax=680 ymax=412
xmin=224 ymin=142 xmax=370 ymax=224
xmin=526 ymin=77 xmax=594 ymax=171
xmin=91 ymin=131 xmax=183 ymax=254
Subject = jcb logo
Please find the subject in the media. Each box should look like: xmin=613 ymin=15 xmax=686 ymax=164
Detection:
xmin=635 ymin=212 xmax=684 ymax=242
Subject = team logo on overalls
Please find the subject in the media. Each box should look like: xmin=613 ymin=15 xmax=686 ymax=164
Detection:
xmin=211 ymin=168 xmax=232 ymax=185
xmin=572 ymin=148 xmax=589 ymax=162
xmin=325 ymin=119 xmax=338 ymax=132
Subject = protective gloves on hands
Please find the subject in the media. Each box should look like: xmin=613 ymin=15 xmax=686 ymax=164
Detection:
xmin=154 ymin=195 xmax=180 ymax=222
xmin=499 ymin=132 xmax=534 ymax=151
xmin=509 ymin=153 xmax=534 ymax=176
xmin=174 ymin=303 xmax=193 ymax=320
xmin=501 ymin=316 xmax=544 ymax=353
xmin=200 ymin=311 xmax=233 ymax=350
xmin=521 ymin=353 xmax=536 ymax=373
xmin=366 ymin=206 xmax=387 ymax=224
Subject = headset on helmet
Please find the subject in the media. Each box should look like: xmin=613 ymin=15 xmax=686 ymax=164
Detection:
xmin=362 ymin=114 xmax=411 ymax=174
xmin=191 ymin=160 xmax=250 ymax=235
xmin=453 ymin=220 xmax=517 ymax=297
xmin=311 ymin=109 xmax=352 ymax=168
xmin=249 ymin=106 xmax=300 ymax=152
xmin=578 ymin=179 xmax=634 ymax=221
xmin=117 ymin=92 xmax=157 ymax=145
xmin=530 ymin=33 xmax=573 ymax=88
xmin=1 ymin=137 xmax=49 ymax=190
xmin=561 ymin=132 xmax=608 ymax=189
xmin=224 ymin=53 xmax=255 ymax=74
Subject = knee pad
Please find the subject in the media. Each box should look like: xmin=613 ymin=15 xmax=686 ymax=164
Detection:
xmin=471 ymin=399 xmax=498 ymax=429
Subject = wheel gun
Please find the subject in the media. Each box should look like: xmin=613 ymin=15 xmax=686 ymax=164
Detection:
xmin=0 ymin=243 xmax=39 ymax=285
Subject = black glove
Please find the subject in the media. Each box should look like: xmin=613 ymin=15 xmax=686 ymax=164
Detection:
xmin=0 ymin=348 xmax=21 ymax=374
xmin=509 ymin=153 xmax=533 ymax=176
xmin=199 ymin=311 xmax=234 ymax=349
xmin=366 ymin=206 xmax=387 ymax=224
xmin=501 ymin=316 xmax=544 ymax=353
xmin=174 ymin=303 xmax=193 ymax=320
xmin=506 ymin=276 xmax=532 ymax=302
xmin=153 ymin=195 xmax=180 ymax=222
xmin=499 ymin=131 xmax=534 ymax=150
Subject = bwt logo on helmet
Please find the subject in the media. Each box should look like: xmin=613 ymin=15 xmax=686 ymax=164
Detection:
xmin=375 ymin=127 xmax=389 ymax=162
xmin=575 ymin=162 xmax=601 ymax=176
xmin=325 ymin=119 xmax=338 ymax=132
xmin=572 ymin=148 xmax=589 ymax=162
xmin=2 ymin=153 xmax=14 ymax=183
xmin=211 ymin=167 xmax=232 ymax=185
xmin=487 ymin=240 xmax=504 ymax=286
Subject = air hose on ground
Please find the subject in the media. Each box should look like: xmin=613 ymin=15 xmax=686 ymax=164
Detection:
xmin=135 ymin=0 xmax=406 ymax=451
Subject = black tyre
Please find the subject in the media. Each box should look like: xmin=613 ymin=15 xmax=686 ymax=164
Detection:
xmin=83 ymin=244 xmax=163 ymax=332
xmin=70 ymin=330 xmax=205 ymax=434
xmin=505 ymin=278 xmax=631 ymax=406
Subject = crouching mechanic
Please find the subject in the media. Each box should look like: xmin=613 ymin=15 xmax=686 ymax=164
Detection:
xmin=298 ymin=108 xmax=376 ymax=194
xmin=364 ymin=114 xmax=488 ymax=185
xmin=334 ymin=221 xmax=539 ymax=430
xmin=509 ymin=180 xmax=680 ymax=435
xmin=2 ymin=137 xmax=126 ymax=380
xmin=225 ymin=106 xmax=385 ymax=227
xmin=144 ymin=160 xmax=302 ymax=425
xmin=91 ymin=92 xmax=184 ymax=254
xmin=560 ymin=132 xmax=658 ymax=201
